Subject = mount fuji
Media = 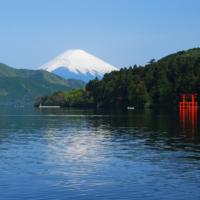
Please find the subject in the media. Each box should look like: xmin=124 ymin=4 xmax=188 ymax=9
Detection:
xmin=37 ymin=50 xmax=119 ymax=83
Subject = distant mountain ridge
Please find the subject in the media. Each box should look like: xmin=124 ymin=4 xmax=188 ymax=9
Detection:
xmin=0 ymin=62 xmax=85 ymax=88
xmin=0 ymin=62 xmax=86 ymax=106
xmin=37 ymin=49 xmax=119 ymax=82
xmin=0 ymin=77 xmax=74 ymax=106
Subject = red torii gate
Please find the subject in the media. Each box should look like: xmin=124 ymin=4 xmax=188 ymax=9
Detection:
xmin=179 ymin=94 xmax=197 ymax=109
xmin=179 ymin=94 xmax=198 ymax=139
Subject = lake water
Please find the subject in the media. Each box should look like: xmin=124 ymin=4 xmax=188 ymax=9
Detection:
xmin=0 ymin=107 xmax=200 ymax=199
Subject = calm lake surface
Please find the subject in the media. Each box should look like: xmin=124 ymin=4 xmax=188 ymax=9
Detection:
xmin=0 ymin=107 xmax=200 ymax=199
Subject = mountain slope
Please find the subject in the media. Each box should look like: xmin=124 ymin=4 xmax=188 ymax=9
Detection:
xmin=158 ymin=47 xmax=200 ymax=63
xmin=0 ymin=62 xmax=86 ymax=88
xmin=0 ymin=77 xmax=73 ymax=106
xmin=0 ymin=62 xmax=86 ymax=106
xmin=37 ymin=49 xmax=119 ymax=82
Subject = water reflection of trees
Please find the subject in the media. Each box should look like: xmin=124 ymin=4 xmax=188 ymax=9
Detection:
xmin=85 ymin=108 xmax=200 ymax=152
xmin=0 ymin=107 xmax=199 ymax=153
xmin=33 ymin=108 xmax=200 ymax=151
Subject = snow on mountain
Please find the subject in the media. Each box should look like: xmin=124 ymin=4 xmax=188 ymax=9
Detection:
xmin=37 ymin=50 xmax=119 ymax=82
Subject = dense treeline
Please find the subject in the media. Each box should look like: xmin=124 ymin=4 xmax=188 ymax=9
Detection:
xmin=86 ymin=54 xmax=200 ymax=107
xmin=34 ymin=48 xmax=200 ymax=108
xmin=34 ymin=89 xmax=96 ymax=107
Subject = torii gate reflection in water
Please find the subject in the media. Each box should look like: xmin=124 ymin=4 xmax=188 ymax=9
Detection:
xmin=179 ymin=94 xmax=197 ymax=139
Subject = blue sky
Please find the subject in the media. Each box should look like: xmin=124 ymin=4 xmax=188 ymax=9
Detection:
xmin=0 ymin=0 xmax=200 ymax=70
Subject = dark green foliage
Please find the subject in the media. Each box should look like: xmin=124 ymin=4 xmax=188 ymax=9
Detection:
xmin=34 ymin=89 xmax=96 ymax=108
xmin=0 ymin=77 xmax=73 ymax=106
xmin=148 ymin=59 xmax=156 ymax=64
xmin=158 ymin=48 xmax=200 ymax=64
xmin=0 ymin=62 xmax=86 ymax=106
xmin=0 ymin=62 xmax=86 ymax=87
xmin=84 ymin=48 xmax=200 ymax=107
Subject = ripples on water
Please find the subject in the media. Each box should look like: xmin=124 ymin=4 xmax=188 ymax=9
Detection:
xmin=0 ymin=107 xmax=200 ymax=199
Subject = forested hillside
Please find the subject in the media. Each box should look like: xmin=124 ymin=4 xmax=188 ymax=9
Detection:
xmin=34 ymin=89 xmax=94 ymax=107
xmin=0 ymin=62 xmax=86 ymax=106
xmin=158 ymin=48 xmax=200 ymax=63
xmin=0 ymin=62 xmax=86 ymax=88
xmin=0 ymin=77 xmax=74 ymax=106
xmin=85 ymin=48 xmax=200 ymax=107
xmin=34 ymin=48 xmax=200 ymax=108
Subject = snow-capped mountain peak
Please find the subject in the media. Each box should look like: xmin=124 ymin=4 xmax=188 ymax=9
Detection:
xmin=37 ymin=50 xmax=119 ymax=82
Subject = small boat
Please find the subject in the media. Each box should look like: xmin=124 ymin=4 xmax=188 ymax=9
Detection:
xmin=127 ymin=107 xmax=134 ymax=109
